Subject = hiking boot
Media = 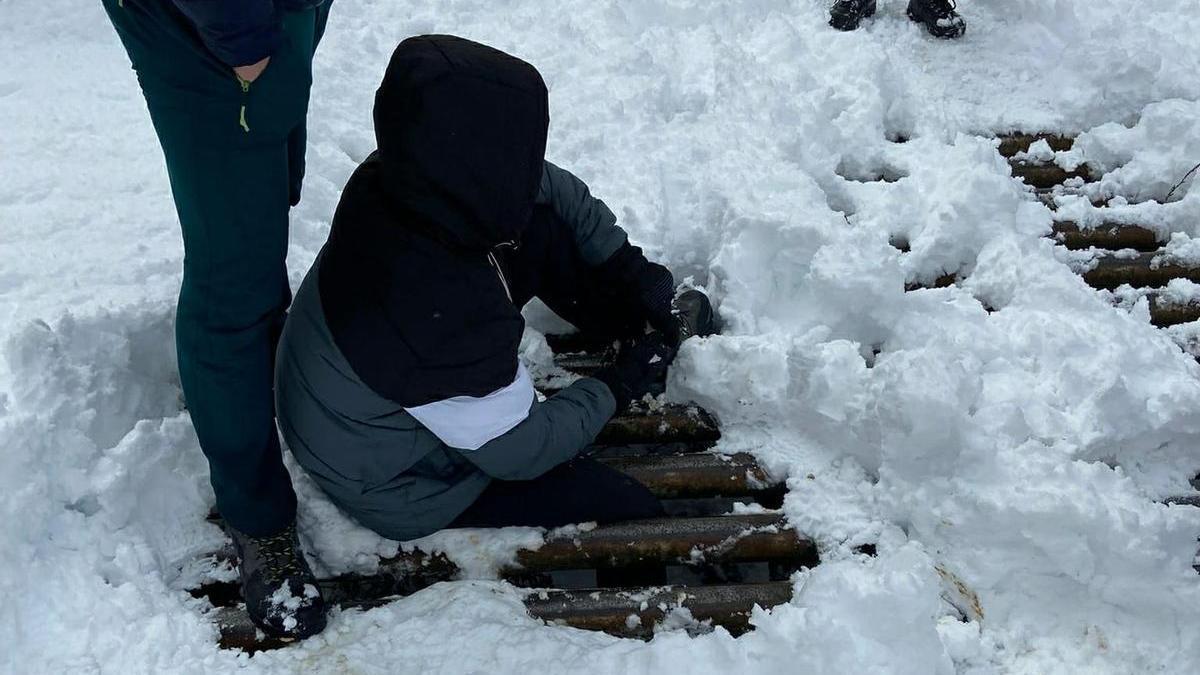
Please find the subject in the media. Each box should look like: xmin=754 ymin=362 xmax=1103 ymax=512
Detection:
xmin=829 ymin=0 xmax=877 ymax=31
xmin=906 ymin=0 xmax=966 ymax=39
xmin=674 ymin=290 xmax=717 ymax=341
xmin=227 ymin=521 xmax=327 ymax=640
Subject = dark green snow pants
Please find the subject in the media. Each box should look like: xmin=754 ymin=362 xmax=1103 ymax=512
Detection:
xmin=103 ymin=0 xmax=331 ymax=536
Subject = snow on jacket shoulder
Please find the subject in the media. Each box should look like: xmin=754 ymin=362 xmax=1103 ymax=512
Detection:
xmin=169 ymin=0 xmax=327 ymax=67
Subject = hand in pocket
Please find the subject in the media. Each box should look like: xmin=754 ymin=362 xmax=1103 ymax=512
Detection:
xmin=234 ymin=56 xmax=271 ymax=83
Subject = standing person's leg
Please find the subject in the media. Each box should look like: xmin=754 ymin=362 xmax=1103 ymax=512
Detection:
xmin=104 ymin=0 xmax=326 ymax=538
xmin=450 ymin=457 xmax=665 ymax=529
xmin=103 ymin=0 xmax=332 ymax=639
xmin=169 ymin=139 xmax=297 ymax=534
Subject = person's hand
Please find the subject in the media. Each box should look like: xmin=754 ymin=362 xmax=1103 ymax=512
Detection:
xmin=233 ymin=56 xmax=271 ymax=84
xmin=591 ymin=331 xmax=677 ymax=414
xmin=633 ymin=261 xmax=678 ymax=342
xmin=597 ymin=242 xmax=679 ymax=346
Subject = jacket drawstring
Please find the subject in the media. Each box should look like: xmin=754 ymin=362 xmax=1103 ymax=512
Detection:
xmin=487 ymin=251 xmax=513 ymax=302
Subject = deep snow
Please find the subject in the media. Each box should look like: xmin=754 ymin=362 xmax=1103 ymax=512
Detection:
xmin=2 ymin=1 xmax=1200 ymax=673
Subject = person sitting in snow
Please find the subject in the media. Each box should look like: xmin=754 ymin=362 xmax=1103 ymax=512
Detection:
xmin=830 ymin=0 xmax=967 ymax=38
xmin=274 ymin=32 xmax=715 ymax=611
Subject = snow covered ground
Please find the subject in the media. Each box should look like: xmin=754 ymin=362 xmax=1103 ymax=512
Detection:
xmin=3 ymin=0 xmax=1200 ymax=672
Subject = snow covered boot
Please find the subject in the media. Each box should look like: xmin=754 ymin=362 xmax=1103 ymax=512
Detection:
xmin=674 ymin=290 xmax=717 ymax=342
xmin=906 ymin=0 xmax=967 ymax=39
xmin=228 ymin=521 xmax=327 ymax=640
xmin=829 ymin=0 xmax=877 ymax=31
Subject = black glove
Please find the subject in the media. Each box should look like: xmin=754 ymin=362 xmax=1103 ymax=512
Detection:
xmin=591 ymin=331 xmax=677 ymax=414
xmin=597 ymin=242 xmax=679 ymax=347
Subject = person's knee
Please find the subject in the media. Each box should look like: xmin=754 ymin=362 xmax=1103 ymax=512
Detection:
xmin=591 ymin=470 xmax=665 ymax=522
xmin=619 ymin=485 xmax=666 ymax=520
xmin=179 ymin=265 xmax=289 ymax=331
xmin=345 ymin=503 xmax=440 ymax=542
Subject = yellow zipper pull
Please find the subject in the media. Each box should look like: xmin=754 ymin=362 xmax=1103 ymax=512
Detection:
xmin=236 ymin=75 xmax=250 ymax=132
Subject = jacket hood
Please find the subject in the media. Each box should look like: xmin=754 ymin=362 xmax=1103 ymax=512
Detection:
xmin=373 ymin=35 xmax=550 ymax=250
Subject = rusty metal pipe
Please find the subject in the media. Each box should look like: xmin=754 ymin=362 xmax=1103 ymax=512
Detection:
xmin=1083 ymin=254 xmax=1200 ymax=290
xmin=514 ymin=515 xmax=816 ymax=572
xmin=1010 ymin=161 xmax=1093 ymax=189
xmin=599 ymin=452 xmax=774 ymax=499
xmin=996 ymin=133 xmax=1075 ymax=158
xmin=526 ymin=581 xmax=795 ymax=638
xmin=1052 ymin=222 xmax=1163 ymax=252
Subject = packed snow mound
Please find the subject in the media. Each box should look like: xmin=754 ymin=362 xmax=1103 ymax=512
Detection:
xmin=1052 ymin=99 xmax=1200 ymax=260
xmin=1064 ymin=99 xmax=1200 ymax=203
xmin=3 ymin=0 xmax=1200 ymax=673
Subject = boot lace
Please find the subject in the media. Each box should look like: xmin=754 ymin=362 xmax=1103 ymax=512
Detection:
xmin=925 ymin=0 xmax=959 ymax=16
xmin=676 ymin=313 xmax=695 ymax=341
xmin=253 ymin=525 xmax=305 ymax=583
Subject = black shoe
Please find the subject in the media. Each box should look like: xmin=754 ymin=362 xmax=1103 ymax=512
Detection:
xmin=227 ymin=521 xmax=327 ymax=640
xmin=829 ymin=0 xmax=877 ymax=31
xmin=906 ymin=0 xmax=966 ymax=39
xmin=674 ymin=290 xmax=717 ymax=341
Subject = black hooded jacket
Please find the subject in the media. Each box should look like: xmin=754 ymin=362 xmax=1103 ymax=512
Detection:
xmin=317 ymin=35 xmax=624 ymax=407
xmin=276 ymin=35 xmax=635 ymax=538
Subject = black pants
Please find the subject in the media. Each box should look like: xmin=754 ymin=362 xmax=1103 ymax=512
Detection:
xmin=451 ymin=457 xmax=664 ymax=529
xmin=451 ymin=206 xmax=665 ymax=529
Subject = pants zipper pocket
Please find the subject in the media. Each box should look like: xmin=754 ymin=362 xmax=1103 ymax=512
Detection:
xmin=237 ymin=76 xmax=251 ymax=133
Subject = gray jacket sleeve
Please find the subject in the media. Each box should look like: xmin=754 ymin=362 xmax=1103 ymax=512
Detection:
xmin=536 ymin=161 xmax=629 ymax=265
xmin=458 ymin=378 xmax=616 ymax=480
